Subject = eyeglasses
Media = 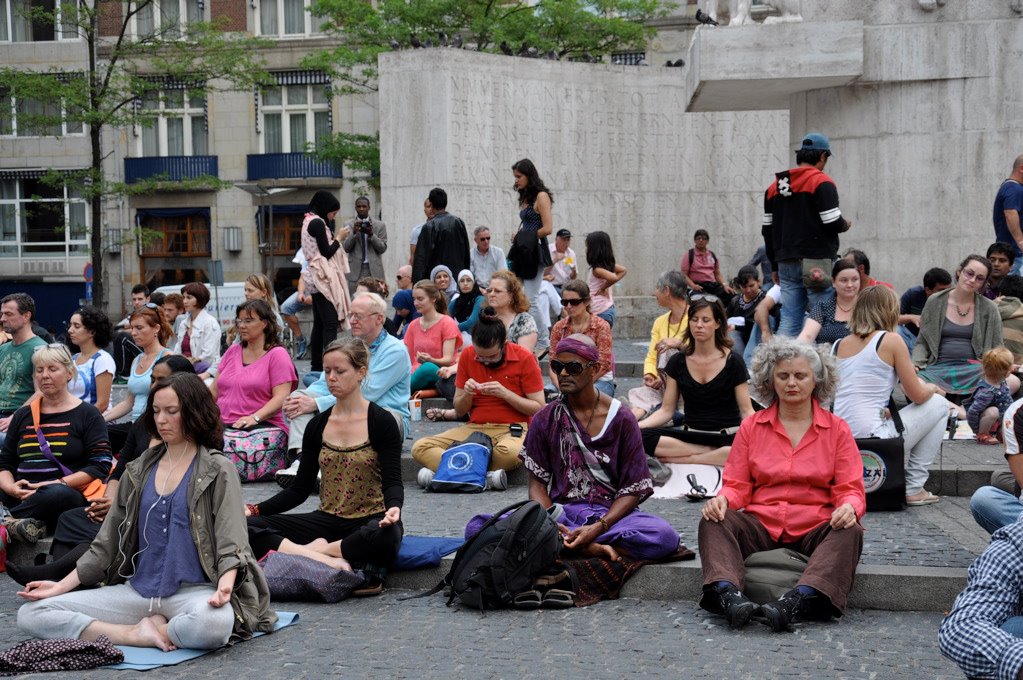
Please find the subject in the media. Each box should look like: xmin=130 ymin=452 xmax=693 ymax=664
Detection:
xmin=689 ymin=293 xmax=720 ymax=303
xmin=550 ymin=359 xmax=595 ymax=376
xmin=475 ymin=351 xmax=504 ymax=366
xmin=961 ymin=268 xmax=987 ymax=283
xmin=234 ymin=317 xmax=262 ymax=326
xmin=348 ymin=312 xmax=381 ymax=323
xmin=561 ymin=298 xmax=586 ymax=307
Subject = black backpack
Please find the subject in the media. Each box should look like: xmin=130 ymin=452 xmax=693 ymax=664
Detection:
xmin=442 ymin=500 xmax=562 ymax=610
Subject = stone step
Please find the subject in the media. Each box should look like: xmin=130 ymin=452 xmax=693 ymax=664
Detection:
xmin=385 ymin=556 xmax=966 ymax=613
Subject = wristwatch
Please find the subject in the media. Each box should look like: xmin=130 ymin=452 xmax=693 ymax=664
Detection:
xmin=252 ymin=414 xmax=261 ymax=424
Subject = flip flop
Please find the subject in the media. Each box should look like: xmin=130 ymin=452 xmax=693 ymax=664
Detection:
xmin=906 ymin=491 xmax=940 ymax=506
xmin=540 ymin=589 xmax=575 ymax=609
xmin=513 ymin=589 xmax=542 ymax=610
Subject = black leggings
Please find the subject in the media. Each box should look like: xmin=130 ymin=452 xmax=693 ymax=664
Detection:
xmin=1 ymin=484 xmax=88 ymax=534
xmin=247 ymin=510 xmax=403 ymax=568
xmin=641 ymin=426 xmax=735 ymax=456
xmin=309 ymin=292 xmax=339 ymax=371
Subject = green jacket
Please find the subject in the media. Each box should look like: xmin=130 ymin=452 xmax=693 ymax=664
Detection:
xmin=75 ymin=444 xmax=277 ymax=642
xmin=997 ymin=295 xmax=1023 ymax=363
xmin=911 ymin=287 xmax=1003 ymax=368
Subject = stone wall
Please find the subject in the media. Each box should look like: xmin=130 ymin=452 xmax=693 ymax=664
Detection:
xmin=378 ymin=49 xmax=789 ymax=295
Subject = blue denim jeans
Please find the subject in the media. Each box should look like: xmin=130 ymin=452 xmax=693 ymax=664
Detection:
xmin=777 ymin=259 xmax=832 ymax=337
xmin=970 ymin=485 xmax=1023 ymax=535
xmin=1012 ymin=257 xmax=1023 ymax=277
xmin=896 ymin=324 xmax=917 ymax=351
xmin=596 ymin=306 xmax=616 ymax=328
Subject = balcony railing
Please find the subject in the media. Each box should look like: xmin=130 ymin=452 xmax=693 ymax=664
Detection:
xmin=246 ymin=152 xmax=342 ymax=181
xmin=124 ymin=156 xmax=219 ymax=184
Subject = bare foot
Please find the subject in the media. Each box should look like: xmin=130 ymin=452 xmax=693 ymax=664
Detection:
xmin=577 ymin=541 xmax=621 ymax=562
xmin=306 ymin=538 xmax=330 ymax=552
xmin=134 ymin=616 xmax=176 ymax=651
xmin=328 ymin=555 xmax=353 ymax=572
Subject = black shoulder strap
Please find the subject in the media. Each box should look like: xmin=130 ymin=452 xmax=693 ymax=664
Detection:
xmin=685 ymin=248 xmax=694 ymax=273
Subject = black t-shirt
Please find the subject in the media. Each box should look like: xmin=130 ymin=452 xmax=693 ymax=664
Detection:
xmin=727 ymin=290 xmax=767 ymax=343
xmin=664 ymin=350 xmax=748 ymax=430
xmin=900 ymin=285 xmax=927 ymax=336
xmin=0 ymin=402 xmax=112 ymax=483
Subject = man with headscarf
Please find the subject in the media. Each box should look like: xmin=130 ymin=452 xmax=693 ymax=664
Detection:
xmin=521 ymin=334 xmax=681 ymax=561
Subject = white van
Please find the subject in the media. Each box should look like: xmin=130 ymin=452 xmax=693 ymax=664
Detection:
xmin=153 ymin=282 xmax=248 ymax=328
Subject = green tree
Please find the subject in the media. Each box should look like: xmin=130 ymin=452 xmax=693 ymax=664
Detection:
xmin=0 ymin=0 xmax=271 ymax=307
xmin=303 ymin=0 xmax=668 ymax=188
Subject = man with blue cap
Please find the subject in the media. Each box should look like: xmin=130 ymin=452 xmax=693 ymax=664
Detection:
xmin=762 ymin=132 xmax=853 ymax=338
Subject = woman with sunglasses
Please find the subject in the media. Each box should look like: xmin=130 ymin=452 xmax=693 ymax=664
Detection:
xmin=638 ymin=296 xmax=754 ymax=466
xmin=0 ymin=344 xmax=112 ymax=544
xmin=548 ymin=280 xmax=615 ymax=396
xmin=913 ymin=254 xmax=1006 ymax=396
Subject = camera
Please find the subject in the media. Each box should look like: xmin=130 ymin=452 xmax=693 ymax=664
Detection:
xmin=356 ymin=217 xmax=372 ymax=234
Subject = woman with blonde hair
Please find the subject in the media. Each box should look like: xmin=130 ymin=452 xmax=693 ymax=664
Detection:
xmin=833 ymin=284 xmax=951 ymax=506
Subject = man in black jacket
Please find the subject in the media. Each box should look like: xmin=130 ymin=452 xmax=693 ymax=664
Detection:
xmin=411 ymin=188 xmax=470 ymax=283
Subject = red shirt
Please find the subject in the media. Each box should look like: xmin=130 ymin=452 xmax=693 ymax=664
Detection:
xmin=456 ymin=342 xmax=544 ymax=425
xmin=719 ymin=400 xmax=866 ymax=542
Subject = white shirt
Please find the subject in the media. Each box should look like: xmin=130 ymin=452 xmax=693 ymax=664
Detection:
xmin=548 ymin=245 xmax=577 ymax=286
xmin=470 ymin=245 xmax=507 ymax=288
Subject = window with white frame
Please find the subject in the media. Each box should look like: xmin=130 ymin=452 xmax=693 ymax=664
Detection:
xmin=0 ymin=0 xmax=79 ymax=42
xmin=0 ymin=87 xmax=85 ymax=137
xmin=258 ymin=0 xmax=318 ymax=37
xmin=260 ymin=84 xmax=330 ymax=153
xmin=132 ymin=0 xmax=201 ymax=39
xmin=0 ymin=178 xmax=88 ymax=257
xmin=138 ymin=88 xmax=207 ymax=156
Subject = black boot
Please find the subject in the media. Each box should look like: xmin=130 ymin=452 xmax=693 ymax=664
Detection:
xmin=757 ymin=587 xmax=832 ymax=632
xmin=700 ymin=584 xmax=758 ymax=629
xmin=5 ymin=543 xmax=89 ymax=586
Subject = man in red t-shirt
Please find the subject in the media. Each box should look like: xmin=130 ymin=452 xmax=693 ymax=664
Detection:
xmin=412 ymin=316 xmax=545 ymax=486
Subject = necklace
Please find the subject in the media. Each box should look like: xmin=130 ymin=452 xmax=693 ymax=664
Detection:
xmin=667 ymin=312 xmax=685 ymax=338
xmin=951 ymin=298 xmax=973 ymax=317
xmin=836 ymin=301 xmax=854 ymax=313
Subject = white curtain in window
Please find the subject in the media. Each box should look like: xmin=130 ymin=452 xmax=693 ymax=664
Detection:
xmin=0 ymin=0 xmax=10 ymax=40
xmin=18 ymin=98 xmax=42 ymax=136
xmin=288 ymin=112 xmax=306 ymax=152
xmin=0 ymin=92 xmax=12 ymax=135
xmin=264 ymin=113 xmax=282 ymax=153
xmin=282 ymin=0 xmax=302 ymax=34
xmin=59 ymin=0 xmax=77 ymax=38
xmin=160 ymin=0 xmax=179 ymax=37
xmin=68 ymin=201 xmax=87 ymax=241
xmin=313 ymin=111 xmax=329 ymax=149
xmin=10 ymin=0 xmax=29 ymax=40
xmin=0 ymin=205 xmax=16 ymax=244
xmin=186 ymin=0 xmax=199 ymax=23
xmin=141 ymin=122 xmax=159 ymax=155
xmin=190 ymin=115 xmax=206 ymax=155
xmin=259 ymin=0 xmax=276 ymax=35
xmin=166 ymin=117 xmax=184 ymax=155
xmin=136 ymin=0 xmax=153 ymax=36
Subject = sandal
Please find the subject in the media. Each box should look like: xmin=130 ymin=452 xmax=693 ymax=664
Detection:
xmin=352 ymin=578 xmax=384 ymax=597
xmin=977 ymin=433 xmax=1000 ymax=445
xmin=906 ymin=491 xmax=940 ymax=506
xmin=512 ymin=589 xmax=542 ymax=610
xmin=426 ymin=408 xmax=456 ymax=422
xmin=540 ymin=589 xmax=575 ymax=609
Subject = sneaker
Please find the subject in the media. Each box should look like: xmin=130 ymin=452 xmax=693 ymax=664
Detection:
xmin=486 ymin=469 xmax=508 ymax=491
xmin=708 ymin=585 xmax=758 ymax=629
xmin=295 ymin=336 xmax=308 ymax=360
xmin=275 ymin=460 xmax=301 ymax=489
xmin=417 ymin=468 xmax=435 ymax=489
xmin=757 ymin=588 xmax=830 ymax=632
xmin=5 ymin=517 xmax=45 ymax=544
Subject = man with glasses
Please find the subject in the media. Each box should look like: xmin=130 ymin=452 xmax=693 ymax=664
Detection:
xmin=412 ymin=308 xmax=545 ymax=490
xmin=277 ymin=292 xmax=411 ymax=488
xmin=0 ymin=294 xmax=46 ymax=445
xmin=519 ymin=334 xmax=681 ymax=561
xmin=762 ymin=132 xmax=852 ymax=337
xmin=470 ymin=226 xmax=505 ymax=289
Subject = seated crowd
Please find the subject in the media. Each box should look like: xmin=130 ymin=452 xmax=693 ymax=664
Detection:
xmin=6 ymin=185 xmax=1023 ymax=660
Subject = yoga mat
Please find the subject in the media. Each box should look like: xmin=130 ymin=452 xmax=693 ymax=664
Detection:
xmin=651 ymin=464 xmax=723 ymax=500
xmin=107 ymin=611 xmax=299 ymax=671
xmin=392 ymin=536 xmax=464 ymax=571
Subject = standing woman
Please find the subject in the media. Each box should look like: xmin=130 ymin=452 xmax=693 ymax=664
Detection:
xmin=246 ymin=339 xmax=403 ymax=592
xmin=17 ymin=373 xmax=276 ymax=652
xmin=586 ymin=231 xmax=627 ymax=328
xmin=548 ymin=280 xmax=616 ymax=396
xmin=512 ymin=159 xmax=555 ymax=342
xmin=174 ymin=282 xmax=222 ymax=375
xmin=638 ymin=297 xmax=754 ymax=466
xmin=913 ymin=254 xmax=1005 ymax=396
xmin=302 ymin=190 xmax=350 ymax=374
xmin=797 ymin=260 xmax=861 ymax=345
xmin=67 ymin=306 xmax=115 ymax=414
xmin=403 ymin=281 xmax=462 ymax=392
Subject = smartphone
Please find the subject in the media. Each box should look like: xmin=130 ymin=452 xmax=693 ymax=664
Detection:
xmin=509 ymin=423 xmax=524 ymax=437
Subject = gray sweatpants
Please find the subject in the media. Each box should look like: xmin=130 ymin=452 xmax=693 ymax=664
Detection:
xmin=18 ymin=583 xmax=234 ymax=650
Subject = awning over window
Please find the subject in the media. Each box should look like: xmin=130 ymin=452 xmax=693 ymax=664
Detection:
xmin=135 ymin=207 xmax=211 ymax=226
xmin=273 ymin=70 xmax=330 ymax=86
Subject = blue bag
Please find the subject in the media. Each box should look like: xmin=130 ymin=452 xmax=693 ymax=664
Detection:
xmin=428 ymin=432 xmax=492 ymax=493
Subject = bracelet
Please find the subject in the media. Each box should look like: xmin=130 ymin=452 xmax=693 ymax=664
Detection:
xmin=598 ymin=517 xmax=609 ymax=532
xmin=246 ymin=503 xmax=260 ymax=517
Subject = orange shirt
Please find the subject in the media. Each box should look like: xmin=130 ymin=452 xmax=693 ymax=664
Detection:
xmin=456 ymin=342 xmax=544 ymax=425
xmin=719 ymin=400 xmax=866 ymax=542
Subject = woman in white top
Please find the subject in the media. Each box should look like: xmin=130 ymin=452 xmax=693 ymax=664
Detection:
xmin=67 ymin=306 xmax=115 ymax=413
xmin=174 ymin=282 xmax=222 ymax=377
xmin=832 ymin=285 xmax=950 ymax=506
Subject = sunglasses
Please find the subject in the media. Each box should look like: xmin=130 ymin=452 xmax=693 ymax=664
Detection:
xmin=143 ymin=302 xmax=159 ymax=309
xmin=478 ymin=237 xmax=491 ymax=241
xmin=561 ymin=298 xmax=586 ymax=306
xmin=33 ymin=342 xmax=69 ymax=353
xmin=689 ymin=293 xmax=720 ymax=303
xmin=550 ymin=359 xmax=595 ymax=376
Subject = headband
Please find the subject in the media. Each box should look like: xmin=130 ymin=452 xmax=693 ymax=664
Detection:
xmin=555 ymin=338 xmax=600 ymax=363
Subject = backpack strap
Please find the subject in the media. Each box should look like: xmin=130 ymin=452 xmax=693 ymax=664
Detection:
xmin=31 ymin=398 xmax=74 ymax=477
xmin=684 ymin=248 xmax=694 ymax=275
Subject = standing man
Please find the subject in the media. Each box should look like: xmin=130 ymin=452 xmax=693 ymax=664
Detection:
xmin=470 ymin=226 xmax=505 ymax=289
xmin=763 ymin=132 xmax=852 ymax=337
xmin=408 ymin=198 xmax=435 ymax=266
xmin=994 ymin=154 xmax=1023 ymax=276
xmin=411 ymin=188 xmax=470 ymax=283
xmin=343 ymin=196 xmax=388 ymax=295
xmin=0 ymin=294 xmax=46 ymax=445
xmin=277 ymin=292 xmax=412 ymax=487
xmin=545 ymin=228 xmax=577 ymax=294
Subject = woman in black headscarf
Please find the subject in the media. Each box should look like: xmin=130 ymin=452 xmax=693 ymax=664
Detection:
xmin=301 ymin=190 xmax=350 ymax=372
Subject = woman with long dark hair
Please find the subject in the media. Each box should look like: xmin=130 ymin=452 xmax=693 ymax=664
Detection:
xmin=638 ymin=296 xmax=754 ymax=465
xmin=67 ymin=306 xmax=115 ymax=413
xmin=512 ymin=159 xmax=555 ymax=342
xmin=585 ymin=231 xmax=627 ymax=328
xmin=301 ymin=190 xmax=350 ymax=373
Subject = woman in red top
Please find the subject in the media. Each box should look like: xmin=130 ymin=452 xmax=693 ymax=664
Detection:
xmin=698 ymin=336 xmax=865 ymax=633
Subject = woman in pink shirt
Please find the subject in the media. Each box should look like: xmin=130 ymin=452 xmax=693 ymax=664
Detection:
xmin=698 ymin=336 xmax=865 ymax=633
xmin=211 ymin=300 xmax=298 ymax=477
xmin=403 ymin=280 xmax=462 ymax=392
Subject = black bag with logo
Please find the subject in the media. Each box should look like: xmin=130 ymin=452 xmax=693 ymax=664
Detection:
xmin=508 ymin=228 xmax=541 ymax=281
